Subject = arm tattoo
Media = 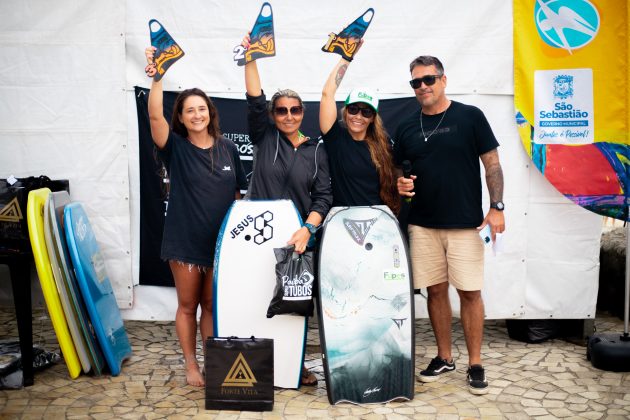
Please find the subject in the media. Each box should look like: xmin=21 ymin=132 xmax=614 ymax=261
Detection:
xmin=335 ymin=64 xmax=348 ymax=87
xmin=481 ymin=149 xmax=504 ymax=202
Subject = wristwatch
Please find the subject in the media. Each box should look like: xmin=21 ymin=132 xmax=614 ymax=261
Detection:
xmin=304 ymin=223 xmax=319 ymax=234
xmin=490 ymin=201 xmax=505 ymax=211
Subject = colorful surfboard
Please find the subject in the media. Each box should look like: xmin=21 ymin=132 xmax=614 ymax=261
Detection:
xmin=48 ymin=191 xmax=106 ymax=376
xmin=234 ymin=2 xmax=275 ymax=66
xmin=63 ymin=202 xmax=132 ymax=376
xmin=26 ymin=188 xmax=81 ymax=379
xmin=322 ymin=8 xmax=374 ymax=61
xmin=147 ymin=19 xmax=184 ymax=81
xmin=318 ymin=206 xmax=414 ymax=404
xmin=213 ymin=199 xmax=306 ymax=389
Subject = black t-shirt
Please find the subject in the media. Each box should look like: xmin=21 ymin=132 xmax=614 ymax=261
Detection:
xmin=322 ymin=120 xmax=382 ymax=207
xmin=158 ymin=131 xmax=247 ymax=266
xmin=393 ymin=101 xmax=499 ymax=228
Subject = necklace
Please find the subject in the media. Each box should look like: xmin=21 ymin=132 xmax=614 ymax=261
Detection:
xmin=420 ymin=107 xmax=448 ymax=142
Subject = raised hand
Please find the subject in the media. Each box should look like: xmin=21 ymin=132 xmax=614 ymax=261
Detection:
xmin=144 ymin=46 xmax=157 ymax=78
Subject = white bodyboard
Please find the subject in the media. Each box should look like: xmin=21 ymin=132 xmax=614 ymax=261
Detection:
xmin=213 ymin=199 xmax=306 ymax=389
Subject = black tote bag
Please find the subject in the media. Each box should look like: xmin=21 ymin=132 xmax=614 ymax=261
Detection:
xmin=204 ymin=336 xmax=274 ymax=411
xmin=0 ymin=176 xmax=69 ymax=254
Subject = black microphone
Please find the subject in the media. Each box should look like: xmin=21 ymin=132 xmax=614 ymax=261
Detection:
xmin=402 ymin=160 xmax=413 ymax=203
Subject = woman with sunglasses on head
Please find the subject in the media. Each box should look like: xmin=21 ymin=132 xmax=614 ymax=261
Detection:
xmin=241 ymin=35 xmax=332 ymax=386
xmin=145 ymin=47 xmax=247 ymax=387
xmin=320 ymin=50 xmax=400 ymax=215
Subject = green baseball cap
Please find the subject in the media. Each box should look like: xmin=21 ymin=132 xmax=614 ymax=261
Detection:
xmin=345 ymin=88 xmax=379 ymax=112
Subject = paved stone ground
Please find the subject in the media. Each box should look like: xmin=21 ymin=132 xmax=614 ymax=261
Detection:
xmin=1 ymin=306 xmax=629 ymax=419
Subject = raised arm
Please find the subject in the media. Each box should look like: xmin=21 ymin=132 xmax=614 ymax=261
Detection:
xmin=242 ymin=34 xmax=262 ymax=97
xmin=145 ymin=47 xmax=169 ymax=149
xmin=320 ymin=57 xmax=350 ymax=135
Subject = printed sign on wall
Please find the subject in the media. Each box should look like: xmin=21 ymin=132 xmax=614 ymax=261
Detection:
xmin=514 ymin=0 xmax=629 ymax=221
xmin=534 ymin=69 xmax=593 ymax=145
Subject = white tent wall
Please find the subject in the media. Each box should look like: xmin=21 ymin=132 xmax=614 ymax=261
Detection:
xmin=0 ymin=1 xmax=602 ymax=321
xmin=0 ymin=1 xmax=133 ymax=308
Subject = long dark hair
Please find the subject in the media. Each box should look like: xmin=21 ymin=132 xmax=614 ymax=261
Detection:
xmin=170 ymin=88 xmax=230 ymax=174
xmin=342 ymin=110 xmax=401 ymax=215
xmin=171 ymin=88 xmax=221 ymax=139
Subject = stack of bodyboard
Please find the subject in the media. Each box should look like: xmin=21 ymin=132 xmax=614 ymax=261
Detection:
xmin=26 ymin=188 xmax=132 ymax=379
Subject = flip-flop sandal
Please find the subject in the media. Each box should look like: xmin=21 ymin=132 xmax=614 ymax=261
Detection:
xmin=301 ymin=369 xmax=318 ymax=386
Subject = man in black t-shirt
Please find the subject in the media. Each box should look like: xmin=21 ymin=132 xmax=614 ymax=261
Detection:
xmin=394 ymin=56 xmax=505 ymax=395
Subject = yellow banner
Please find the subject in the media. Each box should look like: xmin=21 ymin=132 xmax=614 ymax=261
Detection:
xmin=514 ymin=0 xmax=629 ymax=220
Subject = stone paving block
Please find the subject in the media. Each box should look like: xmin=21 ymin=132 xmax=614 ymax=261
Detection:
xmin=457 ymin=408 xmax=480 ymax=417
xmin=549 ymin=408 xmax=573 ymax=418
xmin=434 ymin=404 xmax=458 ymax=414
xmin=587 ymin=401 xmax=607 ymax=412
xmin=560 ymin=385 xmax=588 ymax=394
xmin=428 ymin=414 xmax=459 ymax=420
xmin=542 ymin=400 xmax=566 ymax=408
xmin=286 ymin=399 xmax=310 ymax=408
xmin=22 ymin=405 xmax=48 ymax=416
xmin=546 ymin=391 xmax=569 ymax=400
xmin=379 ymin=413 xmax=408 ymax=420
xmin=413 ymin=404 xmax=437 ymax=414
xmin=532 ymin=383 xmax=557 ymax=392
xmin=525 ymin=407 xmax=549 ymax=416
xmin=579 ymin=412 xmax=605 ymax=419
xmin=495 ymin=394 xmax=522 ymax=404
xmin=566 ymin=403 xmax=590 ymax=412
xmin=393 ymin=406 xmax=415 ymax=415
xmin=358 ymin=414 xmax=385 ymax=420
xmin=520 ymin=398 xmax=542 ymax=408
xmin=608 ymin=408 xmax=630 ymax=416
xmin=502 ymin=385 xmax=526 ymax=396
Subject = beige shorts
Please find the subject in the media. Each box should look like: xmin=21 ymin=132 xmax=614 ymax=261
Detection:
xmin=408 ymin=225 xmax=484 ymax=291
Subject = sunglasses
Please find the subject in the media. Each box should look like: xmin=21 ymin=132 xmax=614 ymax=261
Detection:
xmin=347 ymin=104 xmax=376 ymax=118
xmin=273 ymin=106 xmax=303 ymax=116
xmin=409 ymin=74 xmax=442 ymax=89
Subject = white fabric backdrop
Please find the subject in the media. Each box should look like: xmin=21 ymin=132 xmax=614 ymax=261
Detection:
xmin=0 ymin=1 xmax=133 ymax=308
xmin=0 ymin=0 xmax=601 ymax=320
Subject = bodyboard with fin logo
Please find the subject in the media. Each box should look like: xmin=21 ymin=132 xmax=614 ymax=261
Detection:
xmin=148 ymin=19 xmax=184 ymax=81
xmin=322 ymin=8 xmax=374 ymax=61
xmin=234 ymin=2 xmax=275 ymax=66
xmin=317 ymin=206 xmax=414 ymax=404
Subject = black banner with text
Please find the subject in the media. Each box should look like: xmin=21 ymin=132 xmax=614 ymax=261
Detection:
xmin=135 ymin=86 xmax=415 ymax=286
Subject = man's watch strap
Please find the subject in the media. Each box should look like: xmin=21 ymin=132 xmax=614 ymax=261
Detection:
xmin=490 ymin=201 xmax=505 ymax=211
